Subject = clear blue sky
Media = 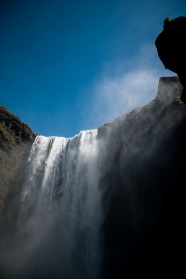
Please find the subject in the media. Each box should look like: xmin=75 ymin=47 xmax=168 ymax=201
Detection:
xmin=0 ymin=0 xmax=186 ymax=137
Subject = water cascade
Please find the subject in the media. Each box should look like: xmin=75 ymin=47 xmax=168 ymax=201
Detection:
xmin=2 ymin=130 xmax=102 ymax=279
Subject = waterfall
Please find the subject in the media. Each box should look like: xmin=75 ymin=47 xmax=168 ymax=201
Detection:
xmin=1 ymin=77 xmax=184 ymax=279
xmin=3 ymin=130 xmax=102 ymax=279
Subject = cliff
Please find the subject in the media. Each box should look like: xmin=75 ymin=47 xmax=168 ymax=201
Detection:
xmin=155 ymin=16 xmax=186 ymax=102
xmin=0 ymin=105 xmax=36 ymax=216
xmin=98 ymin=76 xmax=186 ymax=278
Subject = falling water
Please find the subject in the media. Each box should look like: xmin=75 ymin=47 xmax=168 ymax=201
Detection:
xmin=7 ymin=130 xmax=102 ymax=279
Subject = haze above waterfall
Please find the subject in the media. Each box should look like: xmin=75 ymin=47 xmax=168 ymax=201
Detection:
xmin=1 ymin=0 xmax=185 ymax=137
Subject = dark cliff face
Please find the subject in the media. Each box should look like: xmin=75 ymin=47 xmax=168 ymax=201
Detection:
xmin=98 ymin=76 xmax=186 ymax=278
xmin=0 ymin=105 xmax=36 ymax=216
xmin=155 ymin=16 xmax=186 ymax=102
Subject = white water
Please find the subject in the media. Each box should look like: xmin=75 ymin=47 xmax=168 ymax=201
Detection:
xmin=16 ymin=129 xmax=102 ymax=279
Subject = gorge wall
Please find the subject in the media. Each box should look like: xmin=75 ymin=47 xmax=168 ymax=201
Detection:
xmin=0 ymin=76 xmax=185 ymax=279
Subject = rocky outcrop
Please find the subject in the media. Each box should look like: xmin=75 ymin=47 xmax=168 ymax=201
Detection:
xmin=155 ymin=16 xmax=186 ymax=102
xmin=0 ymin=105 xmax=36 ymax=216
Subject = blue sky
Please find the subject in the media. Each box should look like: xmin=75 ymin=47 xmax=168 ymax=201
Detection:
xmin=0 ymin=0 xmax=186 ymax=137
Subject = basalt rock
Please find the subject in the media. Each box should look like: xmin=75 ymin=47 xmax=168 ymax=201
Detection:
xmin=155 ymin=16 xmax=186 ymax=103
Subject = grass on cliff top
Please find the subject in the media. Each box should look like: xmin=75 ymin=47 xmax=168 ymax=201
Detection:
xmin=0 ymin=104 xmax=35 ymax=134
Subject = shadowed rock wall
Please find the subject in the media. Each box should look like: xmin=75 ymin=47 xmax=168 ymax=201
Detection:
xmin=98 ymin=76 xmax=186 ymax=278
